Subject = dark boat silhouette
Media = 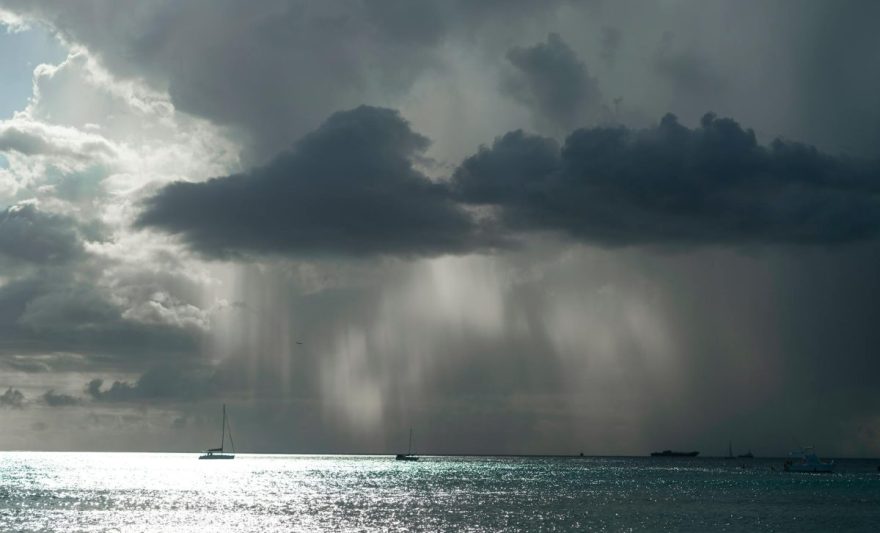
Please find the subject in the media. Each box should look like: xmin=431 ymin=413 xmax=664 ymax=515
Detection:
xmin=650 ymin=450 xmax=699 ymax=457
xmin=199 ymin=404 xmax=235 ymax=460
xmin=396 ymin=427 xmax=419 ymax=461
xmin=727 ymin=441 xmax=754 ymax=459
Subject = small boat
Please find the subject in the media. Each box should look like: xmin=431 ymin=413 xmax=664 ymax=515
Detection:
xmin=199 ymin=404 xmax=235 ymax=460
xmin=783 ymin=447 xmax=833 ymax=473
xmin=650 ymin=450 xmax=699 ymax=457
xmin=396 ymin=427 xmax=419 ymax=461
xmin=728 ymin=441 xmax=754 ymax=459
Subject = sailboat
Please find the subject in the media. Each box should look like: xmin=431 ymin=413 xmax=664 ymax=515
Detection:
xmin=199 ymin=404 xmax=235 ymax=460
xmin=395 ymin=427 xmax=419 ymax=461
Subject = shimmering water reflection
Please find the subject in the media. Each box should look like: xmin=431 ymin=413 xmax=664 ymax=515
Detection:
xmin=1 ymin=453 xmax=878 ymax=531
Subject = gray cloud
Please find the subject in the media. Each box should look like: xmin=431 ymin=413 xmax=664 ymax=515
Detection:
xmin=653 ymin=31 xmax=725 ymax=97
xmin=42 ymin=389 xmax=80 ymax=407
xmin=787 ymin=0 xmax=880 ymax=156
xmin=86 ymin=365 xmax=217 ymax=403
xmin=140 ymin=107 xmax=880 ymax=256
xmin=454 ymin=112 xmax=880 ymax=246
xmin=138 ymin=106 xmax=490 ymax=258
xmin=502 ymin=33 xmax=603 ymax=132
xmin=2 ymin=0 xmax=570 ymax=161
xmin=0 ymin=387 xmax=25 ymax=409
xmin=0 ymin=276 xmax=202 ymax=367
xmin=0 ymin=203 xmax=85 ymax=266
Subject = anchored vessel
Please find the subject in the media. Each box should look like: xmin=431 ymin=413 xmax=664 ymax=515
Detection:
xmin=199 ymin=404 xmax=235 ymax=460
xmin=728 ymin=441 xmax=754 ymax=459
xmin=396 ymin=427 xmax=419 ymax=461
xmin=650 ymin=450 xmax=699 ymax=457
xmin=783 ymin=447 xmax=833 ymax=473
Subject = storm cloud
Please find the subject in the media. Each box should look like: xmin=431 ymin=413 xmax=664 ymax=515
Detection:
xmin=138 ymin=106 xmax=489 ymax=258
xmin=1 ymin=0 xmax=570 ymax=161
xmin=454 ymin=113 xmax=880 ymax=246
xmin=42 ymin=389 xmax=80 ymax=407
xmin=2 ymin=0 xmax=880 ymax=457
xmin=140 ymin=108 xmax=880 ymax=257
xmin=502 ymin=33 xmax=603 ymax=132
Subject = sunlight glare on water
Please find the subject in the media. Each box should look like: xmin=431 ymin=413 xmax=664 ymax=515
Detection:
xmin=1 ymin=453 xmax=879 ymax=532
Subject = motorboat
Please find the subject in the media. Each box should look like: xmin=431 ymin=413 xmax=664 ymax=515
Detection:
xmin=783 ymin=447 xmax=833 ymax=473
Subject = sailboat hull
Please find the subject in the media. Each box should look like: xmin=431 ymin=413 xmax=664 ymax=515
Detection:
xmin=199 ymin=454 xmax=235 ymax=460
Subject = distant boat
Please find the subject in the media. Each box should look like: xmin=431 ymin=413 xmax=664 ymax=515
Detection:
xmin=395 ymin=427 xmax=419 ymax=461
xmin=783 ymin=447 xmax=833 ymax=473
xmin=728 ymin=441 xmax=754 ymax=459
xmin=650 ymin=450 xmax=699 ymax=457
xmin=199 ymin=404 xmax=235 ymax=460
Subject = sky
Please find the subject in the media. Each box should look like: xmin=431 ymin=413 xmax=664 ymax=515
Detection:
xmin=0 ymin=0 xmax=879 ymax=457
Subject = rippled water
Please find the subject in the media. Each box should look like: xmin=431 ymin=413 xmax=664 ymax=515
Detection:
xmin=1 ymin=453 xmax=878 ymax=531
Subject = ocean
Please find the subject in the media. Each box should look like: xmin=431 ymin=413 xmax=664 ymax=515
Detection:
xmin=1 ymin=453 xmax=878 ymax=531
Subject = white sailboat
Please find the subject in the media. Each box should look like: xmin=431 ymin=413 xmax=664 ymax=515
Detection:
xmin=395 ymin=427 xmax=419 ymax=461
xmin=199 ymin=404 xmax=235 ymax=460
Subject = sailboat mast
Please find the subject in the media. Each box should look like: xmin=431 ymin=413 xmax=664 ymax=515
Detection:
xmin=221 ymin=404 xmax=226 ymax=451
xmin=408 ymin=427 xmax=413 ymax=455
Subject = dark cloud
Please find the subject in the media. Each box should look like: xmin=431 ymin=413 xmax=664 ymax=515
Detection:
xmin=502 ymin=33 xmax=603 ymax=132
xmin=3 ymin=0 xmax=880 ymax=457
xmin=42 ymin=389 xmax=80 ymax=407
xmin=0 ymin=203 xmax=85 ymax=266
xmin=0 ymin=276 xmax=202 ymax=366
xmin=0 ymin=387 xmax=25 ymax=409
xmin=141 ymin=107 xmax=880 ymax=256
xmin=87 ymin=365 xmax=217 ymax=403
xmin=138 ymin=106 xmax=489 ymax=258
xmin=454 ymin=112 xmax=880 ymax=246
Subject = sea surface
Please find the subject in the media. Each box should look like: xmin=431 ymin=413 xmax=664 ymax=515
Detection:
xmin=1 ymin=453 xmax=878 ymax=532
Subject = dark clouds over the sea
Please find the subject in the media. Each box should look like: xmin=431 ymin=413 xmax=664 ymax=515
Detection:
xmin=140 ymin=108 xmax=880 ymax=255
